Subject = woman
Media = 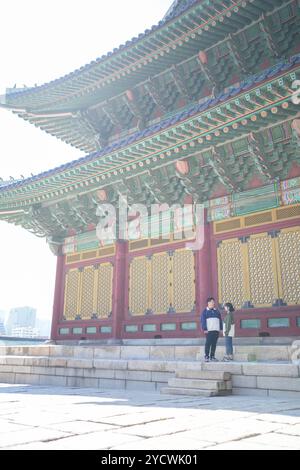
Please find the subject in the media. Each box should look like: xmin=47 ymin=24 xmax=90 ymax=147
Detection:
xmin=223 ymin=302 xmax=235 ymax=361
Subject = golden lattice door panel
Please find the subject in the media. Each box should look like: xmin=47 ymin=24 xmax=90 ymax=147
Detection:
xmin=96 ymin=263 xmax=113 ymax=318
xmin=129 ymin=256 xmax=150 ymax=316
xmin=172 ymin=249 xmax=195 ymax=313
xmin=277 ymin=228 xmax=300 ymax=305
xmin=217 ymin=239 xmax=246 ymax=309
xmin=151 ymin=253 xmax=170 ymax=314
xmin=247 ymin=234 xmax=278 ymax=307
xmin=63 ymin=269 xmax=81 ymax=320
xmin=80 ymin=266 xmax=95 ymax=320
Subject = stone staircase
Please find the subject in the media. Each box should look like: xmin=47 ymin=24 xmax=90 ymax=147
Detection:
xmin=161 ymin=369 xmax=232 ymax=397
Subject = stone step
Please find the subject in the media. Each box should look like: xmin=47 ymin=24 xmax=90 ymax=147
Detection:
xmin=161 ymin=387 xmax=231 ymax=397
xmin=168 ymin=378 xmax=227 ymax=391
xmin=161 ymin=387 xmax=219 ymax=397
xmin=175 ymin=369 xmax=231 ymax=381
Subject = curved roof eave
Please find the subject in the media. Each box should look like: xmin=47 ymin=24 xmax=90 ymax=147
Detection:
xmin=5 ymin=0 xmax=198 ymax=104
xmin=1 ymin=53 xmax=299 ymax=194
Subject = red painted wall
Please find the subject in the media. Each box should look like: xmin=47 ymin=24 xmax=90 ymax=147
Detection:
xmin=51 ymin=217 xmax=300 ymax=340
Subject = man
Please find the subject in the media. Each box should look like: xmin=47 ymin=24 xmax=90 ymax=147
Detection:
xmin=201 ymin=297 xmax=223 ymax=362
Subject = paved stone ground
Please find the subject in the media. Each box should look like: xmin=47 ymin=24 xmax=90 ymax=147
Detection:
xmin=0 ymin=383 xmax=300 ymax=450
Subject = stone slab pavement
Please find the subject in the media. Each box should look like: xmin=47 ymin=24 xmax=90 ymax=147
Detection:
xmin=0 ymin=383 xmax=300 ymax=450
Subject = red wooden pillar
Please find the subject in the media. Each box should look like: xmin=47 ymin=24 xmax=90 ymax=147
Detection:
xmin=111 ymin=241 xmax=128 ymax=339
xmin=50 ymin=252 xmax=65 ymax=340
xmin=195 ymin=215 xmax=212 ymax=316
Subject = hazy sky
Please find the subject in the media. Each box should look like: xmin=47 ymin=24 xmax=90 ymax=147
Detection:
xmin=0 ymin=0 xmax=172 ymax=320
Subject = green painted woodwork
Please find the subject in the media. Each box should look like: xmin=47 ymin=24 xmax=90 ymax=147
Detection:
xmin=1 ymin=118 xmax=300 ymax=239
xmin=1 ymin=68 xmax=298 ymax=211
xmin=142 ymin=324 xmax=157 ymax=332
xmin=100 ymin=326 xmax=112 ymax=333
xmin=72 ymin=327 xmax=83 ymax=335
xmin=125 ymin=325 xmax=138 ymax=333
xmin=59 ymin=328 xmax=70 ymax=335
xmin=86 ymin=327 xmax=97 ymax=334
xmin=233 ymin=183 xmax=279 ymax=216
xmin=180 ymin=322 xmax=197 ymax=330
xmin=268 ymin=318 xmax=290 ymax=328
xmin=240 ymin=319 xmax=261 ymax=329
xmin=161 ymin=323 xmax=177 ymax=331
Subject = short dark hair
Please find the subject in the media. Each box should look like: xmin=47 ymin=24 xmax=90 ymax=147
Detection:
xmin=207 ymin=297 xmax=215 ymax=303
xmin=224 ymin=302 xmax=235 ymax=312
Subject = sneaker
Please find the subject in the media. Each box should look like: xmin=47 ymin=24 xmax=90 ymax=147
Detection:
xmin=223 ymin=356 xmax=230 ymax=362
xmin=204 ymin=356 xmax=210 ymax=362
xmin=210 ymin=357 xmax=219 ymax=362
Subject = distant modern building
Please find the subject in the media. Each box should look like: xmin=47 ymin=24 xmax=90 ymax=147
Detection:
xmin=0 ymin=310 xmax=5 ymax=322
xmin=0 ymin=321 xmax=6 ymax=336
xmin=5 ymin=307 xmax=36 ymax=336
xmin=11 ymin=326 xmax=40 ymax=339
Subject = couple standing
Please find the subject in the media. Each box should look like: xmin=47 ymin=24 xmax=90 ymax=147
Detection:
xmin=201 ymin=297 xmax=235 ymax=362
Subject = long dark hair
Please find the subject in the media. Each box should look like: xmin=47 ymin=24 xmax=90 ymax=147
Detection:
xmin=224 ymin=302 xmax=235 ymax=312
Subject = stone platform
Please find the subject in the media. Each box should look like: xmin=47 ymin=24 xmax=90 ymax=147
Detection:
xmin=0 ymin=341 xmax=300 ymax=398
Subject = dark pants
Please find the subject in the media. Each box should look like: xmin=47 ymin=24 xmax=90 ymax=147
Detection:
xmin=205 ymin=331 xmax=219 ymax=358
xmin=225 ymin=336 xmax=233 ymax=355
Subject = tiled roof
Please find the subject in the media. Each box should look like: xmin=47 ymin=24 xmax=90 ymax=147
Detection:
xmin=5 ymin=0 xmax=198 ymax=101
xmin=1 ymin=53 xmax=299 ymax=193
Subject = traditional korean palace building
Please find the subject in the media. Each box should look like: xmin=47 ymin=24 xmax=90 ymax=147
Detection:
xmin=1 ymin=0 xmax=300 ymax=341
